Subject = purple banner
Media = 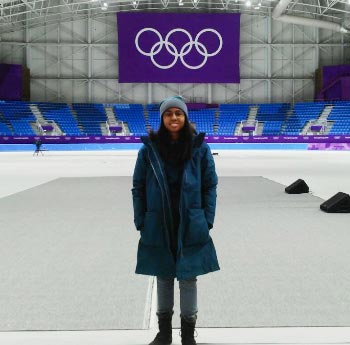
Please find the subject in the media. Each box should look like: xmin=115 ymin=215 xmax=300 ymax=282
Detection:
xmin=317 ymin=65 xmax=350 ymax=101
xmin=0 ymin=64 xmax=22 ymax=101
xmin=323 ymin=65 xmax=350 ymax=87
xmin=343 ymin=78 xmax=350 ymax=100
xmin=2 ymin=135 xmax=350 ymax=145
xmin=117 ymin=13 xmax=240 ymax=83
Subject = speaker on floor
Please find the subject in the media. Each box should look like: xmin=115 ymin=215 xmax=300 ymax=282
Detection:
xmin=320 ymin=192 xmax=350 ymax=213
xmin=285 ymin=179 xmax=309 ymax=194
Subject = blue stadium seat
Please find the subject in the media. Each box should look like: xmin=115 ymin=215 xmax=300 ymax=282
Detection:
xmin=36 ymin=102 xmax=81 ymax=135
xmin=281 ymin=102 xmax=326 ymax=135
xmin=1 ymin=100 xmax=350 ymax=137
xmin=72 ymin=103 xmax=107 ymax=135
xmin=0 ymin=101 xmax=36 ymax=135
xmin=217 ymin=104 xmax=250 ymax=135
xmin=114 ymin=104 xmax=146 ymax=136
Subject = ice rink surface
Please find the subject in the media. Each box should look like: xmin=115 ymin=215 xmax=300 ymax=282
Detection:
xmin=1 ymin=149 xmax=350 ymax=345
xmin=1 ymin=149 xmax=350 ymax=201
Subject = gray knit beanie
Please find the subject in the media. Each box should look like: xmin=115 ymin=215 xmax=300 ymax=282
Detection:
xmin=159 ymin=96 xmax=188 ymax=119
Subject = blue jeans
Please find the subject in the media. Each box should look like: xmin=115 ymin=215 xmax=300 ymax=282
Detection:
xmin=156 ymin=277 xmax=198 ymax=321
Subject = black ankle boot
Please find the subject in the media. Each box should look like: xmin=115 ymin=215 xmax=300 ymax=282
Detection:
xmin=180 ymin=317 xmax=197 ymax=345
xmin=149 ymin=312 xmax=173 ymax=345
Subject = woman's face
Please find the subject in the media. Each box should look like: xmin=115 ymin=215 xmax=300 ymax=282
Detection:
xmin=162 ymin=107 xmax=186 ymax=138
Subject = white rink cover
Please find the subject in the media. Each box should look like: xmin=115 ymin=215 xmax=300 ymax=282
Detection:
xmin=0 ymin=175 xmax=350 ymax=330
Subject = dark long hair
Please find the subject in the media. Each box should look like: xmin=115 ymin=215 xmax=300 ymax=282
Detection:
xmin=149 ymin=116 xmax=196 ymax=162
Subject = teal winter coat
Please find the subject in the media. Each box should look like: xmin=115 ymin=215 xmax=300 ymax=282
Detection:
xmin=132 ymin=133 xmax=220 ymax=280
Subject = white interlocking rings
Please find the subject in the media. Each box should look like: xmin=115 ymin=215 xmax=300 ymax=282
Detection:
xmin=135 ymin=28 xmax=223 ymax=70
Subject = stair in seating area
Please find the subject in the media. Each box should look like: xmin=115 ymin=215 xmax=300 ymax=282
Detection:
xmin=0 ymin=111 xmax=15 ymax=134
xmin=29 ymin=104 xmax=63 ymax=135
xmin=281 ymin=109 xmax=293 ymax=133
xmin=122 ymin=122 xmax=130 ymax=135
xmin=235 ymin=106 xmax=259 ymax=135
xmin=301 ymin=105 xmax=334 ymax=135
xmin=105 ymin=106 xmax=118 ymax=126
xmin=143 ymin=107 xmax=152 ymax=134
xmin=100 ymin=123 xmax=110 ymax=136
xmin=318 ymin=105 xmax=334 ymax=122
xmin=68 ymin=104 xmax=84 ymax=134
xmin=103 ymin=105 xmax=129 ymax=136
xmin=256 ymin=122 xmax=264 ymax=135
xmin=247 ymin=106 xmax=259 ymax=122
xmin=214 ymin=109 xmax=220 ymax=134
xmin=29 ymin=105 xmax=46 ymax=123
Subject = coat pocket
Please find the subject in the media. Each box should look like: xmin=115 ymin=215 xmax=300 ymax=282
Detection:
xmin=140 ymin=211 xmax=163 ymax=247
xmin=184 ymin=208 xmax=209 ymax=246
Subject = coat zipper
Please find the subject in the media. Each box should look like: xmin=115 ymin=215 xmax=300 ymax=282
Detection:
xmin=147 ymin=149 xmax=170 ymax=245
xmin=151 ymin=144 xmax=173 ymax=219
xmin=148 ymin=144 xmax=175 ymax=249
xmin=178 ymin=168 xmax=187 ymax=259
xmin=178 ymin=148 xmax=198 ymax=259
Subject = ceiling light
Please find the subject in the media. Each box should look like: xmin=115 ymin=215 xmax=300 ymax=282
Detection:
xmin=254 ymin=2 xmax=261 ymax=9
xmin=101 ymin=2 xmax=108 ymax=10
xmin=246 ymin=0 xmax=251 ymax=7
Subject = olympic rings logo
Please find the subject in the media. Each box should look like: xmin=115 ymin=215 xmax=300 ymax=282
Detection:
xmin=135 ymin=28 xmax=223 ymax=70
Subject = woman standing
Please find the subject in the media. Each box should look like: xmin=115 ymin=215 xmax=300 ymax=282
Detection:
xmin=132 ymin=96 xmax=220 ymax=345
